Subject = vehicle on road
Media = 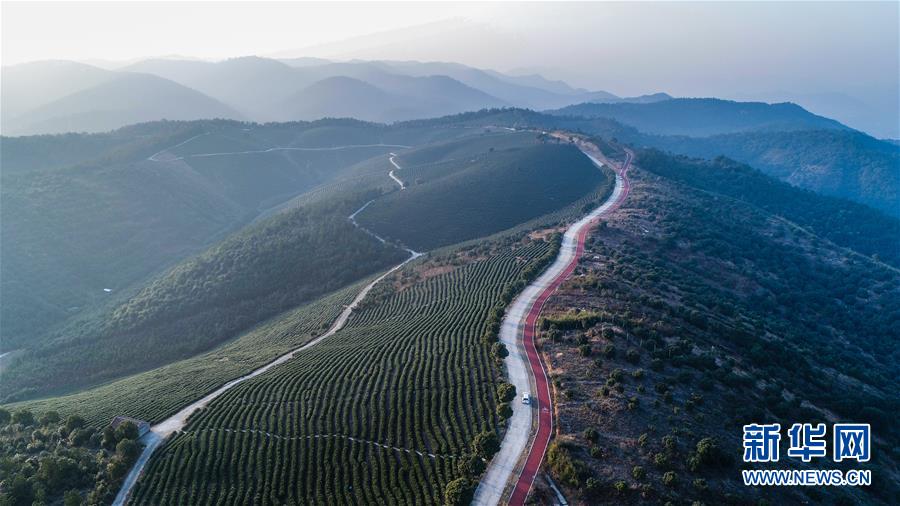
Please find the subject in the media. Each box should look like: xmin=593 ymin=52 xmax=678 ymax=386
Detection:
xmin=522 ymin=393 xmax=531 ymax=405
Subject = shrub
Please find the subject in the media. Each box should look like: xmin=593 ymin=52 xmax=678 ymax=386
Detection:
xmin=578 ymin=344 xmax=592 ymax=356
xmin=689 ymin=437 xmax=732 ymax=471
xmin=444 ymin=478 xmax=473 ymax=506
xmin=654 ymin=452 xmax=669 ymax=468
xmin=584 ymin=427 xmax=599 ymax=443
xmin=662 ymin=471 xmax=678 ymax=487
xmin=491 ymin=342 xmax=509 ymax=360
xmin=12 ymin=410 xmax=35 ymax=426
xmin=614 ymin=480 xmax=628 ymax=493
xmin=457 ymin=454 xmax=485 ymax=478
xmin=496 ymin=382 xmax=516 ymax=403
xmin=114 ymin=421 xmax=139 ymax=442
xmin=585 ymin=477 xmax=602 ymax=496
xmin=547 ymin=442 xmax=581 ymax=487
xmin=626 ymin=348 xmax=641 ymax=363
xmin=471 ymin=431 xmax=500 ymax=460
xmin=40 ymin=411 xmax=61 ymax=426
xmin=632 ymin=465 xmax=646 ymax=480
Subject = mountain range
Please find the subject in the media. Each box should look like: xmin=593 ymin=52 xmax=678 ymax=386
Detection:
xmin=2 ymin=57 xmax=668 ymax=135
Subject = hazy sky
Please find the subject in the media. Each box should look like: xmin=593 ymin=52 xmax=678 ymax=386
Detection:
xmin=3 ymin=1 xmax=898 ymax=135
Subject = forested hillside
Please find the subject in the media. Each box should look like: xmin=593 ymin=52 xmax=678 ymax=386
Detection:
xmin=637 ymin=150 xmax=900 ymax=266
xmin=533 ymin=150 xmax=899 ymax=505
xmin=0 ymin=118 xmax=471 ymax=354
xmin=356 ymin=143 xmax=607 ymax=250
xmin=436 ymin=108 xmax=900 ymax=216
xmin=550 ymin=98 xmax=847 ymax=136
xmin=647 ymin=129 xmax=900 ymax=216
xmin=0 ymin=194 xmax=407 ymax=402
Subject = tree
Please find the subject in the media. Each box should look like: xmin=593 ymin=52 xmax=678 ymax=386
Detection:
xmin=12 ymin=409 xmax=35 ymax=426
xmin=116 ymin=439 xmax=141 ymax=463
xmin=65 ymin=415 xmax=86 ymax=432
xmin=444 ymin=478 xmax=473 ymax=506
xmin=64 ymin=490 xmax=83 ymax=506
xmin=101 ymin=426 xmax=117 ymax=450
xmin=40 ymin=411 xmax=61 ymax=426
xmin=491 ymin=342 xmax=508 ymax=360
xmin=496 ymin=402 xmax=512 ymax=420
xmin=471 ymin=430 xmax=500 ymax=460
xmin=114 ymin=421 xmax=139 ymax=442
xmin=496 ymin=382 xmax=516 ymax=403
xmin=0 ymin=407 xmax=10 ymax=425
xmin=662 ymin=471 xmax=678 ymax=487
xmin=106 ymin=457 xmax=129 ymax=481
xmin=457 ymin=454 xmax=485 ymax=478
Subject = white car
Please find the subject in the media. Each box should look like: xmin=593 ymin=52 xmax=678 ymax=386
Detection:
xmin=522 ymin=393 xmax=531 ymax=405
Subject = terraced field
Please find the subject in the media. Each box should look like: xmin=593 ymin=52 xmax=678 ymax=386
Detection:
xmin=11 ymin=279 xmax=365 ymax=426
xmin=129 ymin=237 xmax=555 ymax=505
xmin=357 ymin=143 xmax=605 ymax=251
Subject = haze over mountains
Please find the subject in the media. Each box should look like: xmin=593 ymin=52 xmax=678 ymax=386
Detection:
xmin=2 ymin=56 xmax=665 ymax=135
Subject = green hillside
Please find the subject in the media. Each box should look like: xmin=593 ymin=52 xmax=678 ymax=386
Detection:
xmin=0 ymin=195 xmax=407 ymax=402
xmin=637 ymin=149 xmax=900 ymax=266
xmin=129 ymin=235 xmax=555 ymax=505
xmin=647 ymin=129 xmax=900 ymax=216
xmin=356 ymin=143 xmax=606 ymax=251
xmin=413 ymin=108 xmax=900 ymax=216
xmin=550 ymin=98 xmax=848 ymax=136
xmin=0 ymin=119 xmax=475 ymax=353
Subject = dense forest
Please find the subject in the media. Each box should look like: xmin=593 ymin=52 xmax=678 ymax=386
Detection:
xmin=531 ymin=155 xmax=898 ymax=505
xmin=0 ymin=407 xmax=143 ymax=505
xmin=0 ymin=194 xmax=407 ymax=402
xmin=636 ymin=150 xmax=900 ymax=267
xmin=647 ymin=129 xmax=900 ymax=216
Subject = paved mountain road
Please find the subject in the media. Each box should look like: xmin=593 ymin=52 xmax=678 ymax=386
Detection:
xmin=472 ymin=140 xmax=632 ymax=505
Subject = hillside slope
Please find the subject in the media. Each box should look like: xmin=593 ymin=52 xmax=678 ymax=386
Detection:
xmin=356 ymin=143 xmax=607 ymax=250
xmin=0 ymin=119 xmax=445 ymax=355
xmin=435 ymin=108 xmax=900 ymax=217
xmin=3 ymin=73 xmax=242 ymax=135
xmin=0 ymin=196 xmax=407 ymax=401
xmin=647 ymin=129 xmax=900 ymax=216
xmin=551 ymin=98 xmax=848 ymax=136
xmin=532 ymin=149 xmax=898 ymax=505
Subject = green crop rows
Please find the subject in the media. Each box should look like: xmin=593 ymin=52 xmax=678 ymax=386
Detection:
xmin=129 ymin=238 xmax=551 ymax=505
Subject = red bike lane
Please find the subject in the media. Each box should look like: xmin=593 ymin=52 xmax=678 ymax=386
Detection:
xmin=508 ymin=151 xmax=632 ymax=505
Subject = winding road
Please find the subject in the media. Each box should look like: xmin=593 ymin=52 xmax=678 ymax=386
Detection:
xmin=473 ymin=139 xmax=632 ymax=506
xmin=388 ymin=152 xmax=406 ymax=189
xmin=112 ymin=154 xmax=420 ymax=506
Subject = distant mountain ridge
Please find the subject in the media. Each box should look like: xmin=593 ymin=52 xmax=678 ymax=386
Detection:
xmin=551 ymin=97 xmax=849 ymax=136
xmin=2 ymin=56 xmax=633 ymax=135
